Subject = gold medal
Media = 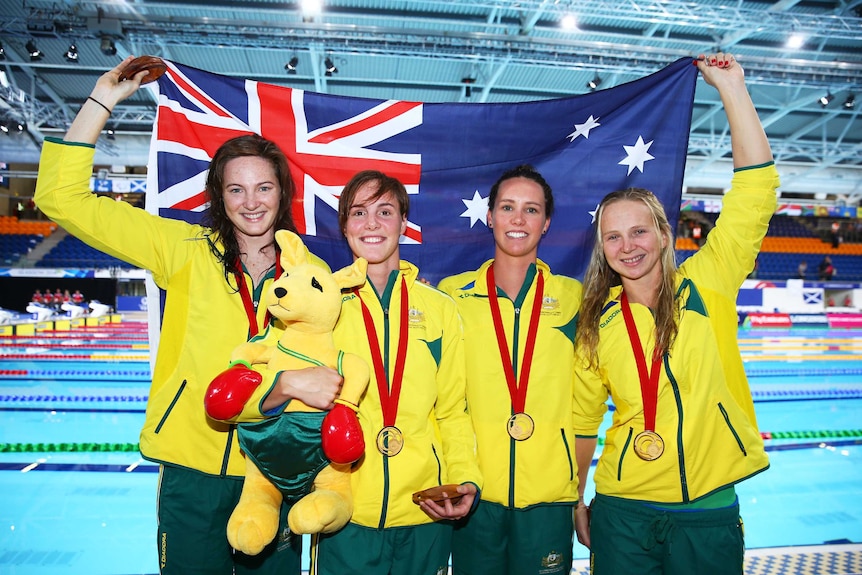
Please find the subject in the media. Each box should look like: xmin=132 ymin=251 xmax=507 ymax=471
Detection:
xmin=633 ymin=430 xmax=664 ymax=461
xmin=376 ymin=426 xmax=404 ymax=457
xmin=507 ymin=412 xmax=535 ymax=441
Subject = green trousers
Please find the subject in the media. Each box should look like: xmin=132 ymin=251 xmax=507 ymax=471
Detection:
xmin=312 ymin=521 xmax=452 ymax=575
xmin=589 ymin=493 xmax=744 ymax=575
xmin=452 ymin=500 xmax=574 ymax=575
xmin=157 ymin=465 xmax=301 ymax=575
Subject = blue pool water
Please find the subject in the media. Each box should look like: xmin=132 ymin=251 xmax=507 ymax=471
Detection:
xmin=1 ymin=326 xmax=860 ymax=574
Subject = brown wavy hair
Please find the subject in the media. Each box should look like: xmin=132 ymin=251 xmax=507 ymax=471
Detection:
xmin=575 ymin=187 xmax=679 ymax=369
xmin=202 ymin=134 xmax=296 ymax=285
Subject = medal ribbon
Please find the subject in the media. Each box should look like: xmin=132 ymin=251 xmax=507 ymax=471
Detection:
xmin=234 ymin=256 xmax=282 ymax=338
xmin=620 ymin=291 xmax=662 ymax=432
xmin=486 ymin=264 xmax=544 ymax=415
xmin=354 ymin=277 xmax=409 ymax=428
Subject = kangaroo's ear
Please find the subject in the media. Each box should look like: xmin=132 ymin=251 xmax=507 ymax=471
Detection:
xmin=333 ymin=258 xmax=368 ymax=290
xmin=276 ymin=230 xmax=310 ymax=268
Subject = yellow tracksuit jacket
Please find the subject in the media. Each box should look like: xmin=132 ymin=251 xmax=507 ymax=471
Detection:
xmin=439 ymin=261 xmax=583 ymax=509
xmin=334 ymin=261 xmax=483 ymax=528
xmin=574 ymin=163 xmax=778 ymax=503
xmin=34 ymin=138 xmax=281 ymax=477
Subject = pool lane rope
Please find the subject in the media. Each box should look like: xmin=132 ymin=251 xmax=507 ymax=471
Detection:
xmin=0 ymin=394 xmax=148 ymax=402
xmin=0 ymin=442 xmax=140 ymax=452
xmin=759 ymin=429 xmax=862 ymax=440
xmin=2 ymin=430 xmax=861 ymax=453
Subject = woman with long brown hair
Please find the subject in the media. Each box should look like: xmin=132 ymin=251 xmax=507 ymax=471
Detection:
xmin=34 ymin=56 xmax=341 ymax=575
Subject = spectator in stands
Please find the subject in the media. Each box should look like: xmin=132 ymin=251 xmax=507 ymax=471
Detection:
xmin=831 ymin=221 xmax=841 ymax=248
xmin=62 ymin=289 xmax=72 ymax=303
xmin=71 ymin=289 xmax=84 ymax=304
xmin=31 ymin=289 xmax=43 ymax=304
xmin=42 ymin=289 xmax=54 ymax=306
xmin=818 ymin=255 xmax=835 ymax=280
xmin=796 ymin=260 xmax=807 ymax=280
xmin=691 ymin=222 xmax=703 ymax=246
xmin=677 ymin=218 xmax=687 ymax=238
xmin=33 ymin=56 xmax=341 ymax=575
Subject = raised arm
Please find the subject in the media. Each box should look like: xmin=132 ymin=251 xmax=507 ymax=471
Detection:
xmin=64 ymin=56 xmax=147 ymax=144
xmin=696 ymin=53 xmax=773 ymax=169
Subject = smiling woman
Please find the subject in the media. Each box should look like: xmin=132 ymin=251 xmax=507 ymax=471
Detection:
xmin=573 ymin=53 xmax=778 ymax=575
xmin=311 ymin=170 xmax=481 ymax=574
xmin=30 ymin=56 xmax=344 ymax=575
xmin=438 ymin=164 xmax=584 ymax=574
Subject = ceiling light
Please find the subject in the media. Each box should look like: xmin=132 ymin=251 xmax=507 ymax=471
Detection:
xmin=843 ymin=94 xmax=855 ymax=109
xmin=587 ymin=76 xmax=602 ymax=90
xmin=100 ymin=37 xmax=117 ymax=56
xmin=0 ymin=43 xmax=6 ymax=61
xmin=65 ymin=44 xmax=79 ymax=63
xmin=786 ymin=34 xmax=805 ymax=49
xmin=561 ymin=13 xmax=577 ymax=30
xmin=324 ymin=57 xmax=338 ymax=77
xmin=26 ymin=40 xmax=43 ymax=61
xmin=0 ymin=121 xmax=9 ymax=134
xmin=301 ymin=0 xmax=323 ymax=18
xmin=819 ymin=92 xmax=834 ymax=107
xmin=285 ymin=57 xmax=298 ymax=75
xmin=106 ymin=128 xmax=115 ymax=140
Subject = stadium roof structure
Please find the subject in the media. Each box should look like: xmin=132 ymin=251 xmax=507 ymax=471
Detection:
xmin=0 ymin=0 xmax=860 ymax=203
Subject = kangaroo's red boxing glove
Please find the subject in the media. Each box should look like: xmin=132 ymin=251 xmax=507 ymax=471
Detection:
xmin=322 ymin=401 xmax=365 ymax=464
xmin=205 ymin=361 xmax=262 ymax=421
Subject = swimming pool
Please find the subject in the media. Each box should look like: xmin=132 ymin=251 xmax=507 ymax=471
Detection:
xmin=0 ymin=322 xmax=860 ymax=574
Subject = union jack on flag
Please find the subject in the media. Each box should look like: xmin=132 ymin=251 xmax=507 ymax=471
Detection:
xmin=147 ymin=58 xmax=698 ymax=283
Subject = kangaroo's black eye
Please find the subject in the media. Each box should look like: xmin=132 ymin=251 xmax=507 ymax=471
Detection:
xmin=311 ymin=277 xmax=323 ymax=292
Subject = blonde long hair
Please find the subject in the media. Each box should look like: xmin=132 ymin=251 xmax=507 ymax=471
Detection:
xmin=575 ymin=188 xmax=679 ymax=369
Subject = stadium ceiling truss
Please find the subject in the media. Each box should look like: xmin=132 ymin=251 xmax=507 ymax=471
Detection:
xmin=0 ymin=0 xmax=860 ymax=203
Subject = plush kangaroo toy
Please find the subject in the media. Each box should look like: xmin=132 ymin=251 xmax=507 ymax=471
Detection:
xmin=205 ymin=229 xmax=369 ymax=555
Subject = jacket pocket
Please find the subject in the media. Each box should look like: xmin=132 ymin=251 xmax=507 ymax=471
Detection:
xmin=431 ymin=444 xmax=443 ymax=485
xmin=154 ymin=380 xmax=187 ymax=434
xmin=560 ymin=428 xmax=574 ymax=481
xmin=717 ymin=402 xmax=747 ymax=456
xmin=618 ymin=427 xmax=634 ymax=481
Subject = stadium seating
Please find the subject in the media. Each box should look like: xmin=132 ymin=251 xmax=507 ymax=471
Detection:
xmin=0 ymin=216 xmax=57 ymax=266
xmin=675 ymin=214 xmax=862 ymax=282
xmin=35 ymin=235 xmax=135 ymax=269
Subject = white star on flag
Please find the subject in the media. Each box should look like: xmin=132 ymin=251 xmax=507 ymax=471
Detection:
xmin=619 ymin=136 xmax=655 ymax=175
xmin=588 ymin=203 xmax=600 ymax=224
xmin=460 ymin=190 xmax=489 ymax=228
xmin=567 ymin=115 xmax=601 ymax=141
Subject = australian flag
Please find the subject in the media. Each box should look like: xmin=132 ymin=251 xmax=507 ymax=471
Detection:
xmin=148 ymin=58 xmax=698 ymax=283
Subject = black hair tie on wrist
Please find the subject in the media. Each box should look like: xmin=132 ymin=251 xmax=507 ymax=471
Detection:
xmin=87 ymin=96 xmax=112 ymax=115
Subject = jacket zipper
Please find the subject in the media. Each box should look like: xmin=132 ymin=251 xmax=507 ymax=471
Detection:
xmin=508 ymin=305 xmax=521 ymax=509
xmin=665 ymin=357 xmax=690 ymax=502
